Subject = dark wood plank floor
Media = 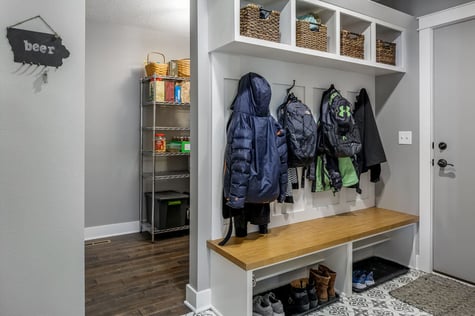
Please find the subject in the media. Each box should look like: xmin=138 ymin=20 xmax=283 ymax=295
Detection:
xmin=85 ymin=232 xmax=191 ymax=316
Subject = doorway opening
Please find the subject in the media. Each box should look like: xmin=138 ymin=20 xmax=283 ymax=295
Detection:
xmin=84 ymin=0 xmax=192 ymax=314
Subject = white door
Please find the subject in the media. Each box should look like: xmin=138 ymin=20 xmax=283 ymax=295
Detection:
xmin=433 ymin=17 xmax=475 ymax=284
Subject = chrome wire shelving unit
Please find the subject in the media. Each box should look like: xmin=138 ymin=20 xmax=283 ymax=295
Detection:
xmin=139 ymin=74 xmax=191 ymax=242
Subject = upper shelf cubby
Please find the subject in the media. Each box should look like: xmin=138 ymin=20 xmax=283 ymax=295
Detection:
xmin=295 ymin=0 xmax=337 ymax=53
xmin=340 ymin=13 xmax=372 ymax=61
xmin=207 ymin=0 xmax=406 ymax=76
xmin=375 ymin=23 xmax=403 ymax=67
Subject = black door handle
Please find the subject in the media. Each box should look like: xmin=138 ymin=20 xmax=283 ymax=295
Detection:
xmin=438 ymin=142 xmax=447 ymax=150
xmin=437 ymin=159 xmax=454 ymax=168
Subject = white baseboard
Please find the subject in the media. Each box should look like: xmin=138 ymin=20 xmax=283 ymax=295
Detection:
xmin=84 ymin=221 xmax=140 ymax=241
xmin=184 ymin=284 xmax=214 ymax=314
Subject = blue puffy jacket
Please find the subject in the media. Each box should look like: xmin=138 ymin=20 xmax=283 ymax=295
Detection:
xmin=223 ymin=72 xmax=288 ymax=209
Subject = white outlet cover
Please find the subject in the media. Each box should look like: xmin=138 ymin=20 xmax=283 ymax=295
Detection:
xmin=398 ymin=131 xmax=412 ymax=145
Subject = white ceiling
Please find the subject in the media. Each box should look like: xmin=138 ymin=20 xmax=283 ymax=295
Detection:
xmin=86 ymin=0 xmax=190 ymax=36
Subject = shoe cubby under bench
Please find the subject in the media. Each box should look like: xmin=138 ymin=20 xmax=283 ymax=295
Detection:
xmin=207 ymin=207 xmax=419 ymax=316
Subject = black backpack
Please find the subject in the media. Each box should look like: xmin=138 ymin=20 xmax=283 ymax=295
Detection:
xmin=277 ymin=93 xmax=317 ymax=168
xmin=319 ymin=85 xmax=361 ymax=157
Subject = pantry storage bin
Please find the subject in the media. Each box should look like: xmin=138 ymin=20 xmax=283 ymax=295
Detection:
xmin=240 ymin=4 xmax=280 ymax=42
xmin=145 ymin=191 xmax=189 ymax=230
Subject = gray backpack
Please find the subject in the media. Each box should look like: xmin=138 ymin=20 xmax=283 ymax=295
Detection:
xmin=277 ymin=93 xmax=318 ymax=168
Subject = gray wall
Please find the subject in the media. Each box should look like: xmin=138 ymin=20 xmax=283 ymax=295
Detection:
xmin=85 ymin=20 xmax=189 ymax=227
xmin=0 ymin=0 xmax=85 ymax=315
xmin=374 ymin=0 xmax=473 ymax=16
xmin=375 ymin=19 xmax=419 ymax=215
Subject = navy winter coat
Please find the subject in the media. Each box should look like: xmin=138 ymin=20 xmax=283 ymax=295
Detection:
xmin=223 ymin=72 xmax=288 ymax=209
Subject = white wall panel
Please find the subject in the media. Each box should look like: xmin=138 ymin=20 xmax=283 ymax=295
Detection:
xmin=211 ymin=52 xmax=376 ymax=238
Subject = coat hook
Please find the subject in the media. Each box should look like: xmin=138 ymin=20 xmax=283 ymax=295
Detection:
xmin=287 ymin=80 xmax=296 ymax=94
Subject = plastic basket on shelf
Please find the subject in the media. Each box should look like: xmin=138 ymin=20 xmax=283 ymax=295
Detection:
xmin=177 ymin=58 xmax=190 ymax=77
xmin=240 ymin=4 xmax=280 ymax=42
xmin=296 ymin=20 xmax=327 ymax=52
xmin=340 ymin=30 xmax=364 ymax=59
xmin=145 ymin=52 xmax=169 ymax=77
xmin=376 ymin=39 xmax=396 ymax=65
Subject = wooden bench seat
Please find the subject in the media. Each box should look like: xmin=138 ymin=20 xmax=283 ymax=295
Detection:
xmin=207 ymin=207 xmax=419 ymax=270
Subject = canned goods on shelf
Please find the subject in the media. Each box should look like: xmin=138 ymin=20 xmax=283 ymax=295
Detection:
xmin=154 ymin=133 xmax=166 ymax=152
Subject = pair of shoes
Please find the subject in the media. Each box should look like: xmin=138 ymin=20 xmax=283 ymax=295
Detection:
xmin=309 ymin=264 xmax=337 ymax=303
xmin=263 ymin=292 xmax=284 ymax=316
xmin=352 ymin=270 xmax=375 ymax=289
xmin=286 ymin=278 xmax=317 ymax=313
xmin=253 ymin=295 xmax=272 ymax=316
xmin=253 ymin=292 xmax=284 ymax=316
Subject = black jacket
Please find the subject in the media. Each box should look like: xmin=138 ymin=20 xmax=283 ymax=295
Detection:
xmin=354 ymin=88 xmax=387 ymax=182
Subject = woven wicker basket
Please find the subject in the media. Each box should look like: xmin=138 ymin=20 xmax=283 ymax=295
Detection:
xmin=177 ymin=58 xmax=190 ymax=77
xmin=376 ymin=40 xmax=396 ymax=65
xmin=340 ymin=30 xmax=364 ymax=59
xmin=296 ymin=20 xmax=327 ymax=52
xmin=145 ymin=52 xmax=168 ymax=77
xmin=240 ymin=4 xmax=280 ymax=42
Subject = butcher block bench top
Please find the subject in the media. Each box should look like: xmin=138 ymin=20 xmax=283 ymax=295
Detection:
xmin=207 ymin=207 xmax=419 ymax=270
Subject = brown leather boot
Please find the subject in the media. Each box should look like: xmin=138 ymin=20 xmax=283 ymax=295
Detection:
xmin=309 ymin=268 xmax=330 ymax=303
xmin=318 ymin=264 xmax=337 ymax=298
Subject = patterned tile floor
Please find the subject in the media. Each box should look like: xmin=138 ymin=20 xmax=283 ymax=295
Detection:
xmin=186 ymin=269 xmax=432 ymax=316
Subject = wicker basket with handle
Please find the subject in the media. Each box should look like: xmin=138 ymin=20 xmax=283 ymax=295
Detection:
xmin=296 ymin=20 xmax=327 ymax=52
xmin=340 ymin=30 xmax=364 ymax=59
xmin=240 ymin=4 xmax=280 ymax=42
xmin=145 ymin=52 xmax=169 ymax=77
xmin=376 ymin=40 xmax=396 ymax=65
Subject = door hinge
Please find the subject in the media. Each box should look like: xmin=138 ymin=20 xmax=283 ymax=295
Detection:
xmin=432 ymin=159 xmax=434 ymax=166
xmin=432 ymin=142 xmax=434 ymax=149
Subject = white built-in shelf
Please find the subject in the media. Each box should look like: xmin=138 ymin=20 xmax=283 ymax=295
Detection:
xmin=208 ymin=0 xmax=406 ymax=76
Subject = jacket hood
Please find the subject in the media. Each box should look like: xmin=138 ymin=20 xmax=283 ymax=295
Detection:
xmin=231 ymin=72 xmax=271 ymax=117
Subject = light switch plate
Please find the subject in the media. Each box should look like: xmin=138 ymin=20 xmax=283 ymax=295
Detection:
xmin=398 ymin=131 xmax=412 ymax=145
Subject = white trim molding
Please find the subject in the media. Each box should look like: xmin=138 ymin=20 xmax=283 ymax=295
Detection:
xmin=418 ymin=2 xmax=475 ymax=272
xmin=184 ymin=284 xmax=213 ymax=313
xmin=84 ymin=221 xmax=140 ymax=241
xmin=418 ymin=1 xmax=475 ymax=30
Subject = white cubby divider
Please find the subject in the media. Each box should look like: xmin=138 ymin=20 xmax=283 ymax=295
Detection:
xmin=208 ymin=0 xmax=406 ymax=75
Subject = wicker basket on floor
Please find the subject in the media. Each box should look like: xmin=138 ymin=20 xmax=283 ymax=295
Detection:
xmin=145 ymin=52 xmax=168 ymax=77
xmin=376 ymin=40 xmax=396 ymax=65
xmin=240 ymin=4 xmax=280 ymax=42
xmin=177 ymin=58 xmax=190 ymax=77
xmin=340 ymin=30 xmax=364 ymax=59
xmin=296 ymin=20 xmax=327 ymax=52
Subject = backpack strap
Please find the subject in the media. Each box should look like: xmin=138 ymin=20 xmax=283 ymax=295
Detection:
xmin=218 ymin=217 xmax=233 ymax=246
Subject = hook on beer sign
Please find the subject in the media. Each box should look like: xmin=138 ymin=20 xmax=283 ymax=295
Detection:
xmin=6 ymin=15 xmax=70 ymax=68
